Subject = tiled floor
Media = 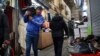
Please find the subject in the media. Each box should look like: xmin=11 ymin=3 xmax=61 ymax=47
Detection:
xmin=30 ymin=39 xmax=70 ymax=56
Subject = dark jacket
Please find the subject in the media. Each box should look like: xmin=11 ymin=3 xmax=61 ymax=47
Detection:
xmin=0 ymin=10 xmax=9 ymax=40
xmin=68 ymin=20 xmax=74 ymax=36
xmin=50 ymin=15 xmax=68 ymax=37
xmin=24 ymin=15 xmax=44 ymax=37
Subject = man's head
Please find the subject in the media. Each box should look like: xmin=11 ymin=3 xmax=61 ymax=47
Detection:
xmin=6 ymin=1 xmax=10 ymax=6
xmin=36 ymin=6 xmax=43 ymax=15
xmin=26 ymin=7 xmax=36 ymax=16
xmin=83 ymin=16 xmax=87 ymax=19
xmin=55 ymin=13 xmax=59 ymax=16
xmin=75 ymin=37 xmax=81 ymax=43
xmin=71 ymin=18 xmax=75 ymax=21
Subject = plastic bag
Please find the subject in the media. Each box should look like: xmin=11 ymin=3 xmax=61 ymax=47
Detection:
xmin=4 ymin=45 xmax=12 ymax=56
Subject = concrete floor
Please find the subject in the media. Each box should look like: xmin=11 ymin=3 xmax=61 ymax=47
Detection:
xmin=29 ymin=39 xmax=70 ymax=56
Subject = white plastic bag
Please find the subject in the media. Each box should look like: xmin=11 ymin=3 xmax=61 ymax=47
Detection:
xmin=4 ymin=45 xmax=12 ymax=56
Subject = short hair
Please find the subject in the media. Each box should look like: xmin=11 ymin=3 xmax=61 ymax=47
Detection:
xmin=85 ymin=35 xmax=95 ymax=42
xmin=71 ymin=18 xmax=75 ymax=20
xmin=6 ymin=1 xmax=10 ymax=5
xmin=36 ymin=6 xmax=43 ymax=10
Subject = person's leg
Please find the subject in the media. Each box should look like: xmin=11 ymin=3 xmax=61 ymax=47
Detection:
xmin=52 ymin=37 xmax=58 ymax=56
xmin=32 ymin=36 xmax=39 ymax=56
xmin=68 ymin=36 xmax=74 ymax=46
xmin=67 ymin=36 xmax=71 ymax=46
xmin=0 ymin=38 xmax=4 ymax=56
xmin=26 ymin=35 xmax=32 ymax=56
xmin=70 ymin=35 xmax=74 ymax=45
xmin=56 ymin=37 xmax=64 ymax=56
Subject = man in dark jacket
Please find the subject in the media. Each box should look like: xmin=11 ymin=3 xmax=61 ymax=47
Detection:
xmin=68 ymin=18 xmax=75 ymax=45
xmin=68 ymin=18 xmax=74 ymax=37
xmin=24 ymin=6 xmax=44 ymax=56
xmin=50 ymin=13 xmax=68 ymax=56
xmin=4 ymin=1 xmax=13 ymax=33
xmin=0 ymin=5 xmax=9 ymax=56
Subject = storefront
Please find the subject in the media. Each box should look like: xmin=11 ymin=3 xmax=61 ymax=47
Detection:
xmin=18 ymin=0 xmax=53 ymax=52
xmin=88 ymin=0 xmax=100 ymax=36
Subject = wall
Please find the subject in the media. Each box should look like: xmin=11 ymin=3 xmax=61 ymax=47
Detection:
xmin=49 ymin=0 xmax=71 ymax=21
xmin=71 ymin=7 xmax=80 ymax=20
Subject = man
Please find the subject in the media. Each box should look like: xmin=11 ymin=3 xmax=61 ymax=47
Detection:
xmin=50 ymin=13 xmax=68 ymax=56
xmin=24 ymin=6 xmax=44 ymax=56
xmin=68 ymin=18 xmax=75 ymax=45
xmin=0 ymin=4 xmax=9 ymax=56
xmin=4 ymin=1 xmax=13 ymax=33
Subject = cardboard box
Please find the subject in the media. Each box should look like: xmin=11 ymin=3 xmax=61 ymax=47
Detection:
xmin=38 ymin=31 xmax=53 ymax=49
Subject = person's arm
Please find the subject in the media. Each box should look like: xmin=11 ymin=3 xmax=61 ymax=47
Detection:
xmin=50 ymin=17 xmax=54 ymax=30
xmin=63 ymin=20 xmax=68 ymax=35
xmin=32 ymin=17 xmax=44 ymax=26
xmin=23 ymin=15 xmax=29 ymax=23
xmin=23 ymin=11 xmax=31 ymax=23
xmin=49 ymin=22 xmax=52 ymax=29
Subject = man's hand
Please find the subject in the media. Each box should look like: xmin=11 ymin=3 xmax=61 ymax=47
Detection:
xmin=43 ymin=21 xmax=50 ymax=28
xmin=29 ymin=16 xmax=33 ymax=20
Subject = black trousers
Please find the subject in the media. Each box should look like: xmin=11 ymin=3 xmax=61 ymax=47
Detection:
xmin=52 ymin=36 xmax=64 ymax=56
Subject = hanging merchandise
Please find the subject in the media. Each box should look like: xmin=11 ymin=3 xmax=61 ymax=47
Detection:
xmin=74 ymin=0 xmax=84 ymax=9
xmin=18 ymin=0 xmax=32 ymax=9
xmin=18 ymin=0 xmax=27 ymax=8
xmin=24 ymin=0 xmax=32 ymax=6
xmin=18 ymin=0 xmax=36 ymax=16
xmin=4 ymin=1 xmax=13 ymax=33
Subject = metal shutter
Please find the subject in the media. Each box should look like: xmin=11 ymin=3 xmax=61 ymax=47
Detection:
xmin=90 ymin=0 xmax=100 ymax=36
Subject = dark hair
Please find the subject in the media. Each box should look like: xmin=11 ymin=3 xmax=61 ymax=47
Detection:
xmin=52 ymin=13 xmax=63 ymax=21
xmin=55 ymin=13 xmax=59 ymax=16
xmin=83 ymin=16 xmax=87 ymax=18
xmin=75 ymin=38 xmax=81 ymax=41
xmin=87 ymin=35 xmax=94 ymax=40
xmin=6 ymin=1 xmax=10 ymax=5
xmin=36 ymin=6 xmax=43 ymax=10
xmin=27 ymin=7 xmax=36 ymax=13
xmin=95 ymin=36 xmax=100 ymax=42
xmin=71 ymin=18 xmax=75 ymax=20
xmin=85 ymin=35 xmax=95 ymax=42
